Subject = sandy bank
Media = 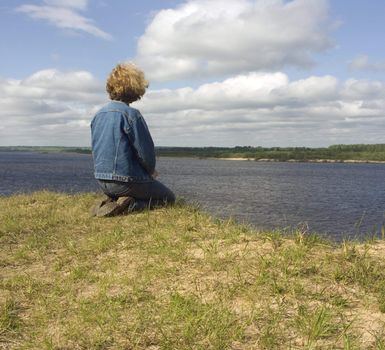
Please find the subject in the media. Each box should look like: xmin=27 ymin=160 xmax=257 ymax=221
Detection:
xmin=216 ymin=157 xmax=385 ymax=164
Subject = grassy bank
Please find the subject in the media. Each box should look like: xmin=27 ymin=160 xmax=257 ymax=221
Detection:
xmin=1 ymin=192 xmax=385 ymax=349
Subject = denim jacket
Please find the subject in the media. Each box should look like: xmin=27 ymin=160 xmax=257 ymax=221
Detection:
xmin=91 ymin=101 xmax=155 ymax=182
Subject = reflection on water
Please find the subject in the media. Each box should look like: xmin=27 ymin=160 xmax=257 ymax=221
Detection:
xmin=1 ymin=152 xmax=384 ymax=240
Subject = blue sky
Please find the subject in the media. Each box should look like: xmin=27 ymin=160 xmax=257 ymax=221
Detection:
xmin=0 ymin=0 xmax=384 ymax=147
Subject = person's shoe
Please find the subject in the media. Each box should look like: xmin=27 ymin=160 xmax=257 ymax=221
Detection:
xmin=96 ymin=196 xmax=134 ymax=217
xmin=90 ymin=196 xmax=115 ymax=217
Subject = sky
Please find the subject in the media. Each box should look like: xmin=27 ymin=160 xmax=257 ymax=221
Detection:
xmin=0 ymin=0 xmax=384 ymax=147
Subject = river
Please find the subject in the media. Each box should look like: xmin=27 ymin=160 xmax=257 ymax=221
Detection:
xmin=1 ymin=151 xmax=384 ymax=240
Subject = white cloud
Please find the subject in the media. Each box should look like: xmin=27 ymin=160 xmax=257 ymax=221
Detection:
xmin=350 ymin=55 xmax=385 ymax=72
xmin=135 ymin=74 xmax=340 ymax=113
xmin=43 ymin=0 xmax=88 ymax=10
xmin=1 ymin=69 xmax=384 ymax=147
xmin=135 ymin=0 xmax=334 ymax=81
xmin=0 ymin=69 xmax=105 ymax=146
xmin=16 ymin=0 xmax=112 ymax=40
xmin=134 ymin=72 xmax=385 ymax=146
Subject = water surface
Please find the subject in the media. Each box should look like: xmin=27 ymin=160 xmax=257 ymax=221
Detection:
xmin=1 ymin=151 xmax=384 ymax=240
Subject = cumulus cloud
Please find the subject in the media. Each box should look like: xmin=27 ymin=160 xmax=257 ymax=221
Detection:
xmin=350 ymin=55 xmax=385 ymax=72
xmin=1 ymin=69 xmax=384 ymax=147
xmin=16 ymin=0 xmax=112 ymax=40
xmin=136 ymin=73 xmax=341 ymax=114
xmin=135 ymin=72 xmax=385 ymax=146
xmin=135 ymin=0 xmax=334 ymax=81
xmin=0 ymin=69 xmax=105 ymax=146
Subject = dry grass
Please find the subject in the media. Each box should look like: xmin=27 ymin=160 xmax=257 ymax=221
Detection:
xmin=1 ymin=191 xmax=385 ymax=349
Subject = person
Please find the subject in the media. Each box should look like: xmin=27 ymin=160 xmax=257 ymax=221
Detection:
xmin=90 ymin=62 xmax=175 ymax=217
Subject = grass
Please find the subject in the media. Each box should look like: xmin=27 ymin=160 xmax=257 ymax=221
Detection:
xmin=1 ymin=192 xmax=385 ymax=349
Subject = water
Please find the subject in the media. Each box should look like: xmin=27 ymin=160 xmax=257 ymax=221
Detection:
xmin=1 ymin=151 xmax=384 ymax=240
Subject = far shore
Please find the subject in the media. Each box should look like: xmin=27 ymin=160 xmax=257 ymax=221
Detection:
xmin=1 ymin=146 xmax=385 ymax=164
xmin=214 ymin=157 xmax=385 ymax=164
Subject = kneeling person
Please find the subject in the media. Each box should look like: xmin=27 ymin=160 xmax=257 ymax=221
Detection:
xmin=90 ymin=62 xmax=175 ymax=217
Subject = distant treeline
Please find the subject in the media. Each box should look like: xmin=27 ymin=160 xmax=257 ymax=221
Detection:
xmin=156 ymin=144 xmax=385 ymax=161
xmin=0 ymin=146 xmax=92 ymax=154
xmin=1 ymin=144 xmax=385 ymax=161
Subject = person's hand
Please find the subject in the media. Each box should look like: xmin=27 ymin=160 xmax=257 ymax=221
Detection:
xmin=151 ymin=170 xmax=159 ymax=179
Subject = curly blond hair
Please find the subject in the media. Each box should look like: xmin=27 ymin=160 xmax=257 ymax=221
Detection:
xmin=106 ymin=63 xmax=149 ymax=103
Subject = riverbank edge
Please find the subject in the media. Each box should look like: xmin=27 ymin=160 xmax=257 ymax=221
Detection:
xmin=213 ymin=157 xmax=385 ymax=164
xmin=157 ymin=155 xmax=385 ymax=164
xmin=1 ymin=191 xmax=385 ymax=349
xmin=2 ymin=147 xmax=385 ymax=164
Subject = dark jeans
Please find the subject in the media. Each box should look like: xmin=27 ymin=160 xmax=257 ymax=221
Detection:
xmin=97 ymin=179 xmax=175 ymax=212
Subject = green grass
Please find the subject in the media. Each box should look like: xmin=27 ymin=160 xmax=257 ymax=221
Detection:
xmin=1 ymin=192 xmax=385 ymax=349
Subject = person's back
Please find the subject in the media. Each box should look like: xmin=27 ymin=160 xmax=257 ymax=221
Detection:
xmin=91 ymin=101 xmax=155 ymax=182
